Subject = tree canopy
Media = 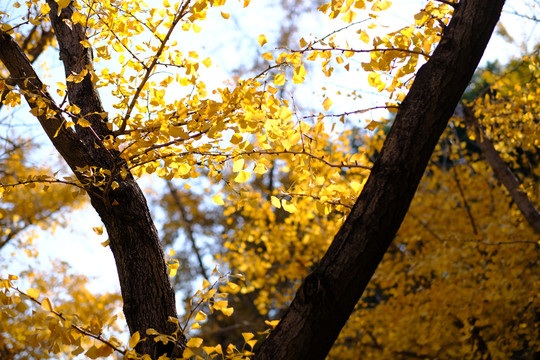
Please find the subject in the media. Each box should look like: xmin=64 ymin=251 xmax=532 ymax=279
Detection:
xmin=0 ymin=0 xmax=538 ymax=359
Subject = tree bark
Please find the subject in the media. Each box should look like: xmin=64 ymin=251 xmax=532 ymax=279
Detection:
xmin=0 ymin=2 xmax=182 ymax=357
xmin=254 ymin=1 xmax=505 ymax=359
xmin=462 ymin=104 xmax=540 ymax=235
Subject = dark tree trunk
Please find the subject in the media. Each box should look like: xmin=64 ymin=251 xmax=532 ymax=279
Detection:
xmin=254 ymin=1 xmax=506 ymax=359
xmin=0 ymin=2 xmax=182 ymax=357
xmin=44 ymin=4 xmax=181 ymax=356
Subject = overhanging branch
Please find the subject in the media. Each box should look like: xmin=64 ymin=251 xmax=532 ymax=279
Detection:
xmin=462 ymin=104 xmax=540 ymax=235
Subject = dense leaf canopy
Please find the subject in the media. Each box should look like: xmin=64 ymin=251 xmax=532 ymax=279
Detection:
xmin=0 ymin=0 xmax=538 ymax=359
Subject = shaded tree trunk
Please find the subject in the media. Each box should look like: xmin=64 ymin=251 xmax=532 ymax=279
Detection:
xmin=0 ymin=2 xmax=181 ymax=357
xmin=254 ymin=0 xmax=505 ymax=359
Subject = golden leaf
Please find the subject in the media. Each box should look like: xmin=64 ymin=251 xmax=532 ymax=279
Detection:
xmin=234 ymin=171 xmax=251 ymax=183
xmin=257 ymin=34 xmax=268 ymax=47
xmin=195 ymin=311 xmax=207 ymax=321
xmin=129 ymin=331 xmax=140 ymax=348
xmin=42 ymin=298 xmax=53 ymax=311
xmin=322 ymin=97 xmax=333 ymax=111
xmin=186 ymin=337 xmax=203 ymax=348
xmin=271 ymin=196 xmax=281 ymax=208
xmin=212 ymin=194 xmax=224 ymax=205
xmin=26 ymin=288 xmax=40 ymax=299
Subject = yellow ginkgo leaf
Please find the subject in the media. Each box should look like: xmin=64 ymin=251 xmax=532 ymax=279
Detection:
xmin=232 ymin=158 xmax=245 ymax=172
xmin=322 ymin=97 xmax=333 ymax=111
xmin=234 ymin=171 xmax=251 ymax=183
xmin=282 ymin=201 xmax=297 ymax=213
xmin=186 ymin=337 xmax=203 ymax=348
xmin=129 ymin=331 xmax=140 ymax=348
xmin=271 ymin=196 xmax=281 ymax=208
xmin=274 ymin=72 xmax=286 ymax=86
xmin=56 ymin=0 xmax=70 ymax=10
xmin=77 ymin=119 xmax=91 ymax=127
xmin=212 ymin=194 xmax=224 ymax=205
xmin=221 ymin=307 xmax=234 ymax=316
xmin=42 ymin=298 xmax=53 ymax=311
xmin=202 ymin=57 xmax=212 ymax=68
xmin=261 ymin=52 xmax=274 ymax=61
xmin=257 ymin=34 xmax=267 ymax=47
xmin=195 ymin=311 xmax=207 ymax=321
xmin=26 ymin=288 xmax=39 ymax=299
xmin=371 ymin=0 xmax=392 ymax=11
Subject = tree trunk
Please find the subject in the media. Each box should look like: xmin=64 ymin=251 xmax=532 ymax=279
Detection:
xmin=0 ymin=2 xmax=182 ymax=357
xmin=254 ymin=0 xmax=506 ymax=359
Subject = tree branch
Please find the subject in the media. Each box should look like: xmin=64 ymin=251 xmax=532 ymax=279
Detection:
xmin=166 ymin=181 xmax=210 ymax=280
xmin=0 ymin=31 xmax=91 ymax=171
xmin=462 ymin=104 xmax=540 ymax=235
xmin=0 ymin=25 xmax=54 ymax=112
xmin=451 ymin=166 xmax=479 ymax=235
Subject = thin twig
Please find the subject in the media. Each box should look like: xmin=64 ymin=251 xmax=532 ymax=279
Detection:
xmin=166 ymin=181 xmax=209 ymax=280
xmin=451 ymin=166 xmax=479 ymax=235
xmin=301 ymin=105 xmax=399 ymax=119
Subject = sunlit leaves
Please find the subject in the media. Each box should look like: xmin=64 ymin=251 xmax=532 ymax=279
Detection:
xmin=3 ymin=0 xmax=536 ymax=359
xmin=41 ymin=2 xmax=51 ymax=15
xmin=274 ymin=72 xmax=286 ymax=86
xmin=186 ymin=337 xmax=203 ymax=348
xmin=0 ymin=266 xmax=123 ymax=359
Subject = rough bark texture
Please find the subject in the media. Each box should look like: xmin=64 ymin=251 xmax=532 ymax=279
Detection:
xmin=462 ymin=105 xmax=540 ymax=235
xmin=254 ymin=1 xmax=506 ymax=359
xmin=0 ymin=2 xmax=182 ymax=357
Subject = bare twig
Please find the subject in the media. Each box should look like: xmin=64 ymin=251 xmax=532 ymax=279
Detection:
xmin=301 ymin=105 xmax=399 ymax=119
xmin=451 ymin=166 xmax=479 ymax=235
xmin=166 ymin=181 xmax=209 ymax=280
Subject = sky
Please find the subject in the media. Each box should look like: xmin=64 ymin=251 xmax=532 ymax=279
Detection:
xmin=1 ymin=0 xmax=539 ymax=307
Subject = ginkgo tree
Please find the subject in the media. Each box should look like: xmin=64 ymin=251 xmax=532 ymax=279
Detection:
xmin=1 ymin=0 xmax=535 ymax=359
